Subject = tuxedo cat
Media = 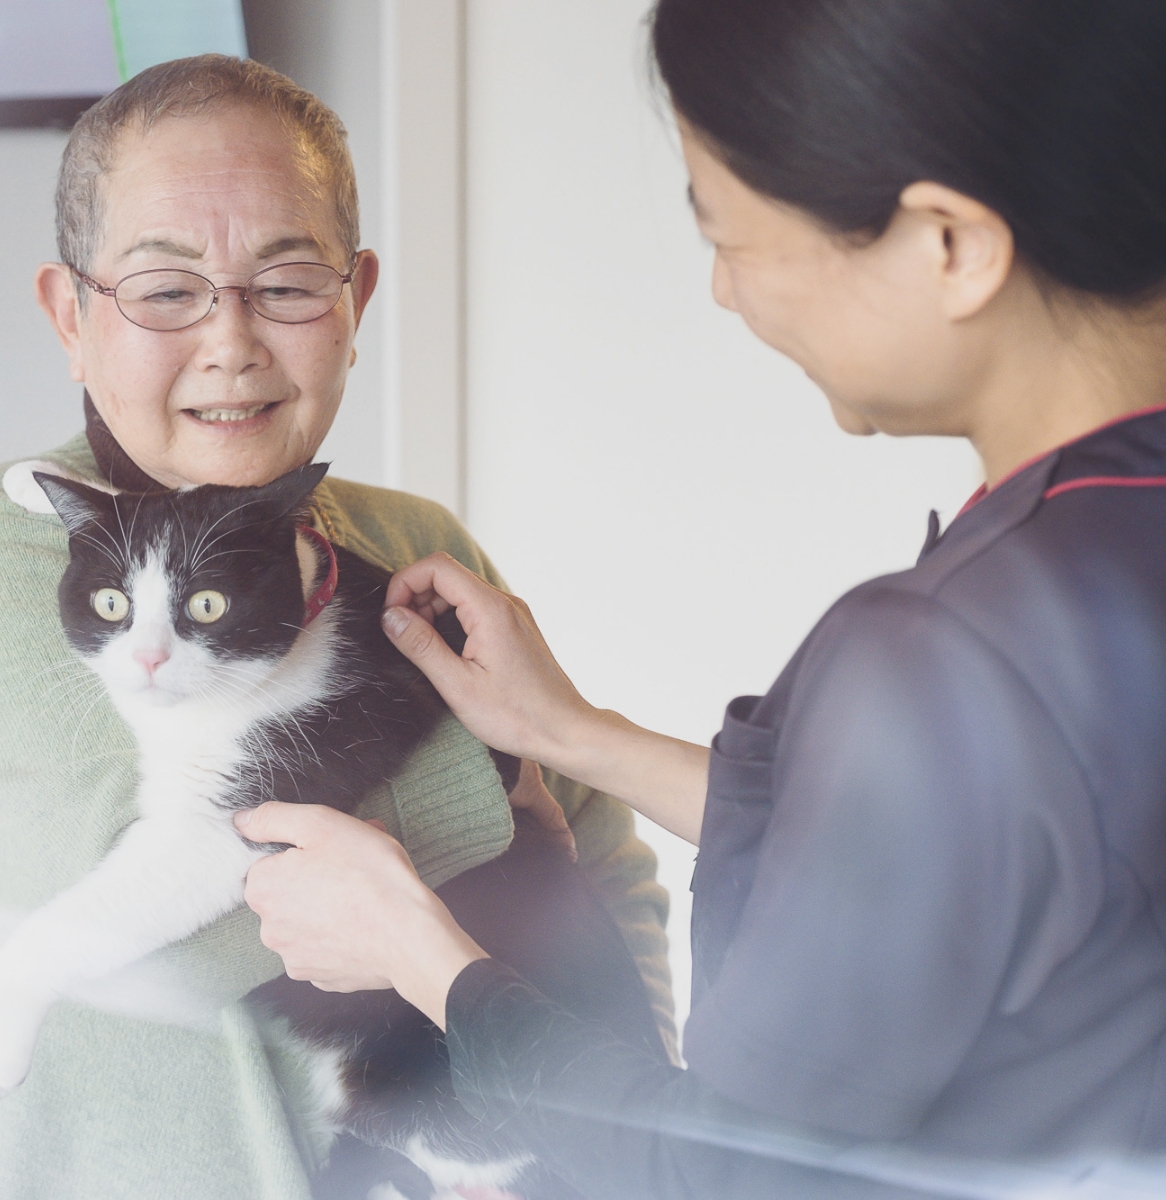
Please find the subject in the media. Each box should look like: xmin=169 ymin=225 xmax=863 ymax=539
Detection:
xmin=0 ymin=461 xmax=666 ymax=1200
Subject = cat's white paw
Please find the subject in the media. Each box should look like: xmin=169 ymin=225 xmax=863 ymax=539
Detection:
xmin=1 ymin=461 xmax=64 ymax=515
xmin=0 ymin=976 xmax=53 ymax=1090
xmin=402 ymin=1134 xmax=532 ymax=1200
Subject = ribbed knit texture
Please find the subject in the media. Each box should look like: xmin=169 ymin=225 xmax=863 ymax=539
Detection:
xmin=0 ymin=435 xmax=514 ymax=1199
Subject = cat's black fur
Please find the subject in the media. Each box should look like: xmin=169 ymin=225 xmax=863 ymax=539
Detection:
xmin=39 ymin=463 xmax=667 ymax=1200
xmin=46 ymin=462 xmax=505 ymax=806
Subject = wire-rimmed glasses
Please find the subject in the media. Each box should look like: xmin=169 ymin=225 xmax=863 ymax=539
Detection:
xmin=69 ymin=261 xmax=356 ymax=331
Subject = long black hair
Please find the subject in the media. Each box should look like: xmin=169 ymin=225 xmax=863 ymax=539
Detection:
xmin=651 ymin=0 xmax=1166 ymax=299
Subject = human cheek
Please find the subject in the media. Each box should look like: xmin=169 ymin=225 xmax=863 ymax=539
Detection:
xmin=285 ymin=321 xmax=352 ymax=440
xmin=728 ymin=271 xmax=807 ymax=364
xmin=80 ymin=318 xmax=185 ymax=433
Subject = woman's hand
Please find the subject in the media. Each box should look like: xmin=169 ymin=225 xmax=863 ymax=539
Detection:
xmin=235 ymin=802 xmax=486 ymax=1028
xmin=381 ymin=553 xmax=595 ymax=768
xmin=383 ymin=553 xmax=711 ymax=844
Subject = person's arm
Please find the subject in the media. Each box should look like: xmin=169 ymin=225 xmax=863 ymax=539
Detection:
xmin=241 ymin=584 xmax=1100 ymax=1195
xmin=381 ymin=552 xmax=709 ymax=844
xmin=445 ymin=959 xmax=945 ymax=1200
xmin=234 ymin=805 xmax=934 ymax=1199
xmin=321 ymin=482 xmax=678 ymax=1036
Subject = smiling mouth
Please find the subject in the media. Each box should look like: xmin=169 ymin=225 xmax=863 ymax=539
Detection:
xmin=188 ymin=402 xmax=277 ymax=424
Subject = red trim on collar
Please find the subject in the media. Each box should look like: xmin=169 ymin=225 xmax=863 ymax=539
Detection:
xmin=958 ymin=400 xmax=1166 ymax=516
xmin=956 ymin=483 xmax=988 ymax=518
xmin=1043 ymin=475 xmax=1166 ymax=502
xmin=297 ymin=525 xmax=338 ymax=626
xmin=1066 ymin=398 xmax=1166 ymax=443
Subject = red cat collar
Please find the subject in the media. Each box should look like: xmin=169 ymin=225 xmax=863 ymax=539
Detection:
xmin=297 ymin=525 xmax=339 ymax=626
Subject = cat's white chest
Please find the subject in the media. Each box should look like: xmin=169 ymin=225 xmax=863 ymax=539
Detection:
xmin=105 ymin=605 xmax=342 ymax=818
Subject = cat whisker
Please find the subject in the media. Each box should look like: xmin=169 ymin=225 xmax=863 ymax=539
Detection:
xmin=195 ymin=673 xmax=326 ymax=777
xmin=28 ymin=663 xmax=104 ymax=705
xmin=23 ymin=657 xmax=93 ymax=687
xmin=67 ymin=686 xmax=120 ymax=763
xmin=176 ymin=501 xmax=190 ymax=567
xmin=39 ymin=690 xmax=109 ymax=739
xmin=193 ymin=679 xmax=320 ymax=802
xmin=186 ymin=547 xmax=260 ymax=572
xmin=72 ymin=527 xmax=127 ymax=573
xmin=191 ymin=682 xmax=288 ymax=799
xmin=109 ymin=494 xmax=135 ymax=570
xmin=35 ymin=676 xmax=106 ymax=715
xmin=188 ymin=499 xmax=277 ymax=570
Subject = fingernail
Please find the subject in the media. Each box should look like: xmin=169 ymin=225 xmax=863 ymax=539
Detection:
xmin=234 ymin=809 xmax=252 ymax=828
xmin=381 ymin=606 xmax=408 ymax=639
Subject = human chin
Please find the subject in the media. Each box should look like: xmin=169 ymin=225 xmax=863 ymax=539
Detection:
xmin=824 ymin=392 xmax=879 ymax=436
xmin=169 ymin=403 xmax=330 ymax=486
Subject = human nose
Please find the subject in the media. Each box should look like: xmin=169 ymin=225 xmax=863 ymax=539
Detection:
xmin=191 ymin=287 xmax=273 ymax=374
xmin=711 ymin=250 xmax=739 ymax=312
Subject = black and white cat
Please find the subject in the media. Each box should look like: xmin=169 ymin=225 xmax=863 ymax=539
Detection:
xmin=0 ymin=460 xmax=666 ymax=1200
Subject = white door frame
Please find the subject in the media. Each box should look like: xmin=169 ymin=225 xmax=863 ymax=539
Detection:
xmin=381 ymin=0 xmax=467 ymax=515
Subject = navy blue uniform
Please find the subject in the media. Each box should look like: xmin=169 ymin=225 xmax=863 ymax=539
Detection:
xmin=447 ymin=407 xmax=1166 ymax=1198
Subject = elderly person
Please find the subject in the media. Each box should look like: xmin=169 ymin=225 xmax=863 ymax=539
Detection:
xmin=0 ymin=55 xmax=670 ymax=1199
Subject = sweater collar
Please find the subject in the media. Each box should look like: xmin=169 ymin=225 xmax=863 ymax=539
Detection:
xmin=83 ymin=391 xmax=169 ymax=493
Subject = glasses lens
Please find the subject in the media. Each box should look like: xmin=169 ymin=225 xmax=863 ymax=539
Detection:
xmin=114 ymin=270 xmax=215 ymax=331
xmin=246 ymin=263 xmax=345 ymax=324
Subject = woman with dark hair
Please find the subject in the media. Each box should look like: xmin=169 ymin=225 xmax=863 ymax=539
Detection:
xmin=237 ymin=1 xmax=1166 ymax=1195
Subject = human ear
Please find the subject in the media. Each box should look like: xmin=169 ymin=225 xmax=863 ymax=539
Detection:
xmin=348 ymin=249 xmax=380 ymax=332
xmin=35 ymin=262 xmax=88 ymax=384
xmin=898 ymin=182 xmax=1014 ymax=321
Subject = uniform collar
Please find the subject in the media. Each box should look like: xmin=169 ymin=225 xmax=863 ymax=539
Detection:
xmin=919 ymin=402 xmax=1166 ymax=565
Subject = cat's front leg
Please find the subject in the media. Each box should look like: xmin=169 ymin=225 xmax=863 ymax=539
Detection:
xmin=0 ymin=978 xmax=56 ymax=1091
xmin=0 ymin=813 xmax=260 ymax=1088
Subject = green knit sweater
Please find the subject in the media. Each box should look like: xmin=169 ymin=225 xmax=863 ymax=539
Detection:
xmin=0 ymin=435 xmax=673 ymax=1200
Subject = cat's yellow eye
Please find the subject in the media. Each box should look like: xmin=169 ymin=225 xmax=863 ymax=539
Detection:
xmin=187 ymin=590 xmax=229 ymax=624
xmin=92 ymin=588 xmax=129 ymax=623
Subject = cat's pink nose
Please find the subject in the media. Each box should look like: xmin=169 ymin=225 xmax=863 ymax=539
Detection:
xmin=133 ymin=647 xmax=170 ymax=676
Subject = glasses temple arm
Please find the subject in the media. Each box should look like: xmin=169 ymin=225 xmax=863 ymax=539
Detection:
xmin=67 ymin=265 xmax=116 ymax=297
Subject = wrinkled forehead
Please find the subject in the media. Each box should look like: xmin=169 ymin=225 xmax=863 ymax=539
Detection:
xmin=95 ymin=104 xmax=345 ymax=265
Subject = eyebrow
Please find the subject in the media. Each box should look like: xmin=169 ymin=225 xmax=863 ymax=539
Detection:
xmin=254 ymin=235 xmax=328 ymax=260
xmin=116 ymin=235 xmax=328 ymax=263
xmin=117 ymin=238 xmax=201 ymax=261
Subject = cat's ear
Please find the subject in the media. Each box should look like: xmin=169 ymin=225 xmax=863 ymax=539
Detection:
xmin=249 ymin=462 xmax=331 ymax=521
xmin=31 ymin=472 xmax=119 ymax=535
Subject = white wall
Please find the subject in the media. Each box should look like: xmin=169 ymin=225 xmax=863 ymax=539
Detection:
xmin=246 ymin=0 xmax=468 ymax=508
xmin=243 ymin=0 xmax=387 ymax=487
xmin=462 ymin=0 xmax=981 ymax=1039
xmin=0 ymin=129 xmax=80 ymax=461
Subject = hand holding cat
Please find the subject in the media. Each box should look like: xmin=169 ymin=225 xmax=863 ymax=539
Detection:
xmin=383 ymin=554 xmax=711 ymax=845
xmin=237 ymin=803 xmax=488 ymax=1028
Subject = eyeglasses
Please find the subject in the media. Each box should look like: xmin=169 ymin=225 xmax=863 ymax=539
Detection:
xmin=69 ymin=261 xmax=356 ymax=332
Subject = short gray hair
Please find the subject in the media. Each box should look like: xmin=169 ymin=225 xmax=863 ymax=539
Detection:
xmin=57 ymin=54 xmax=360 ymax=283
